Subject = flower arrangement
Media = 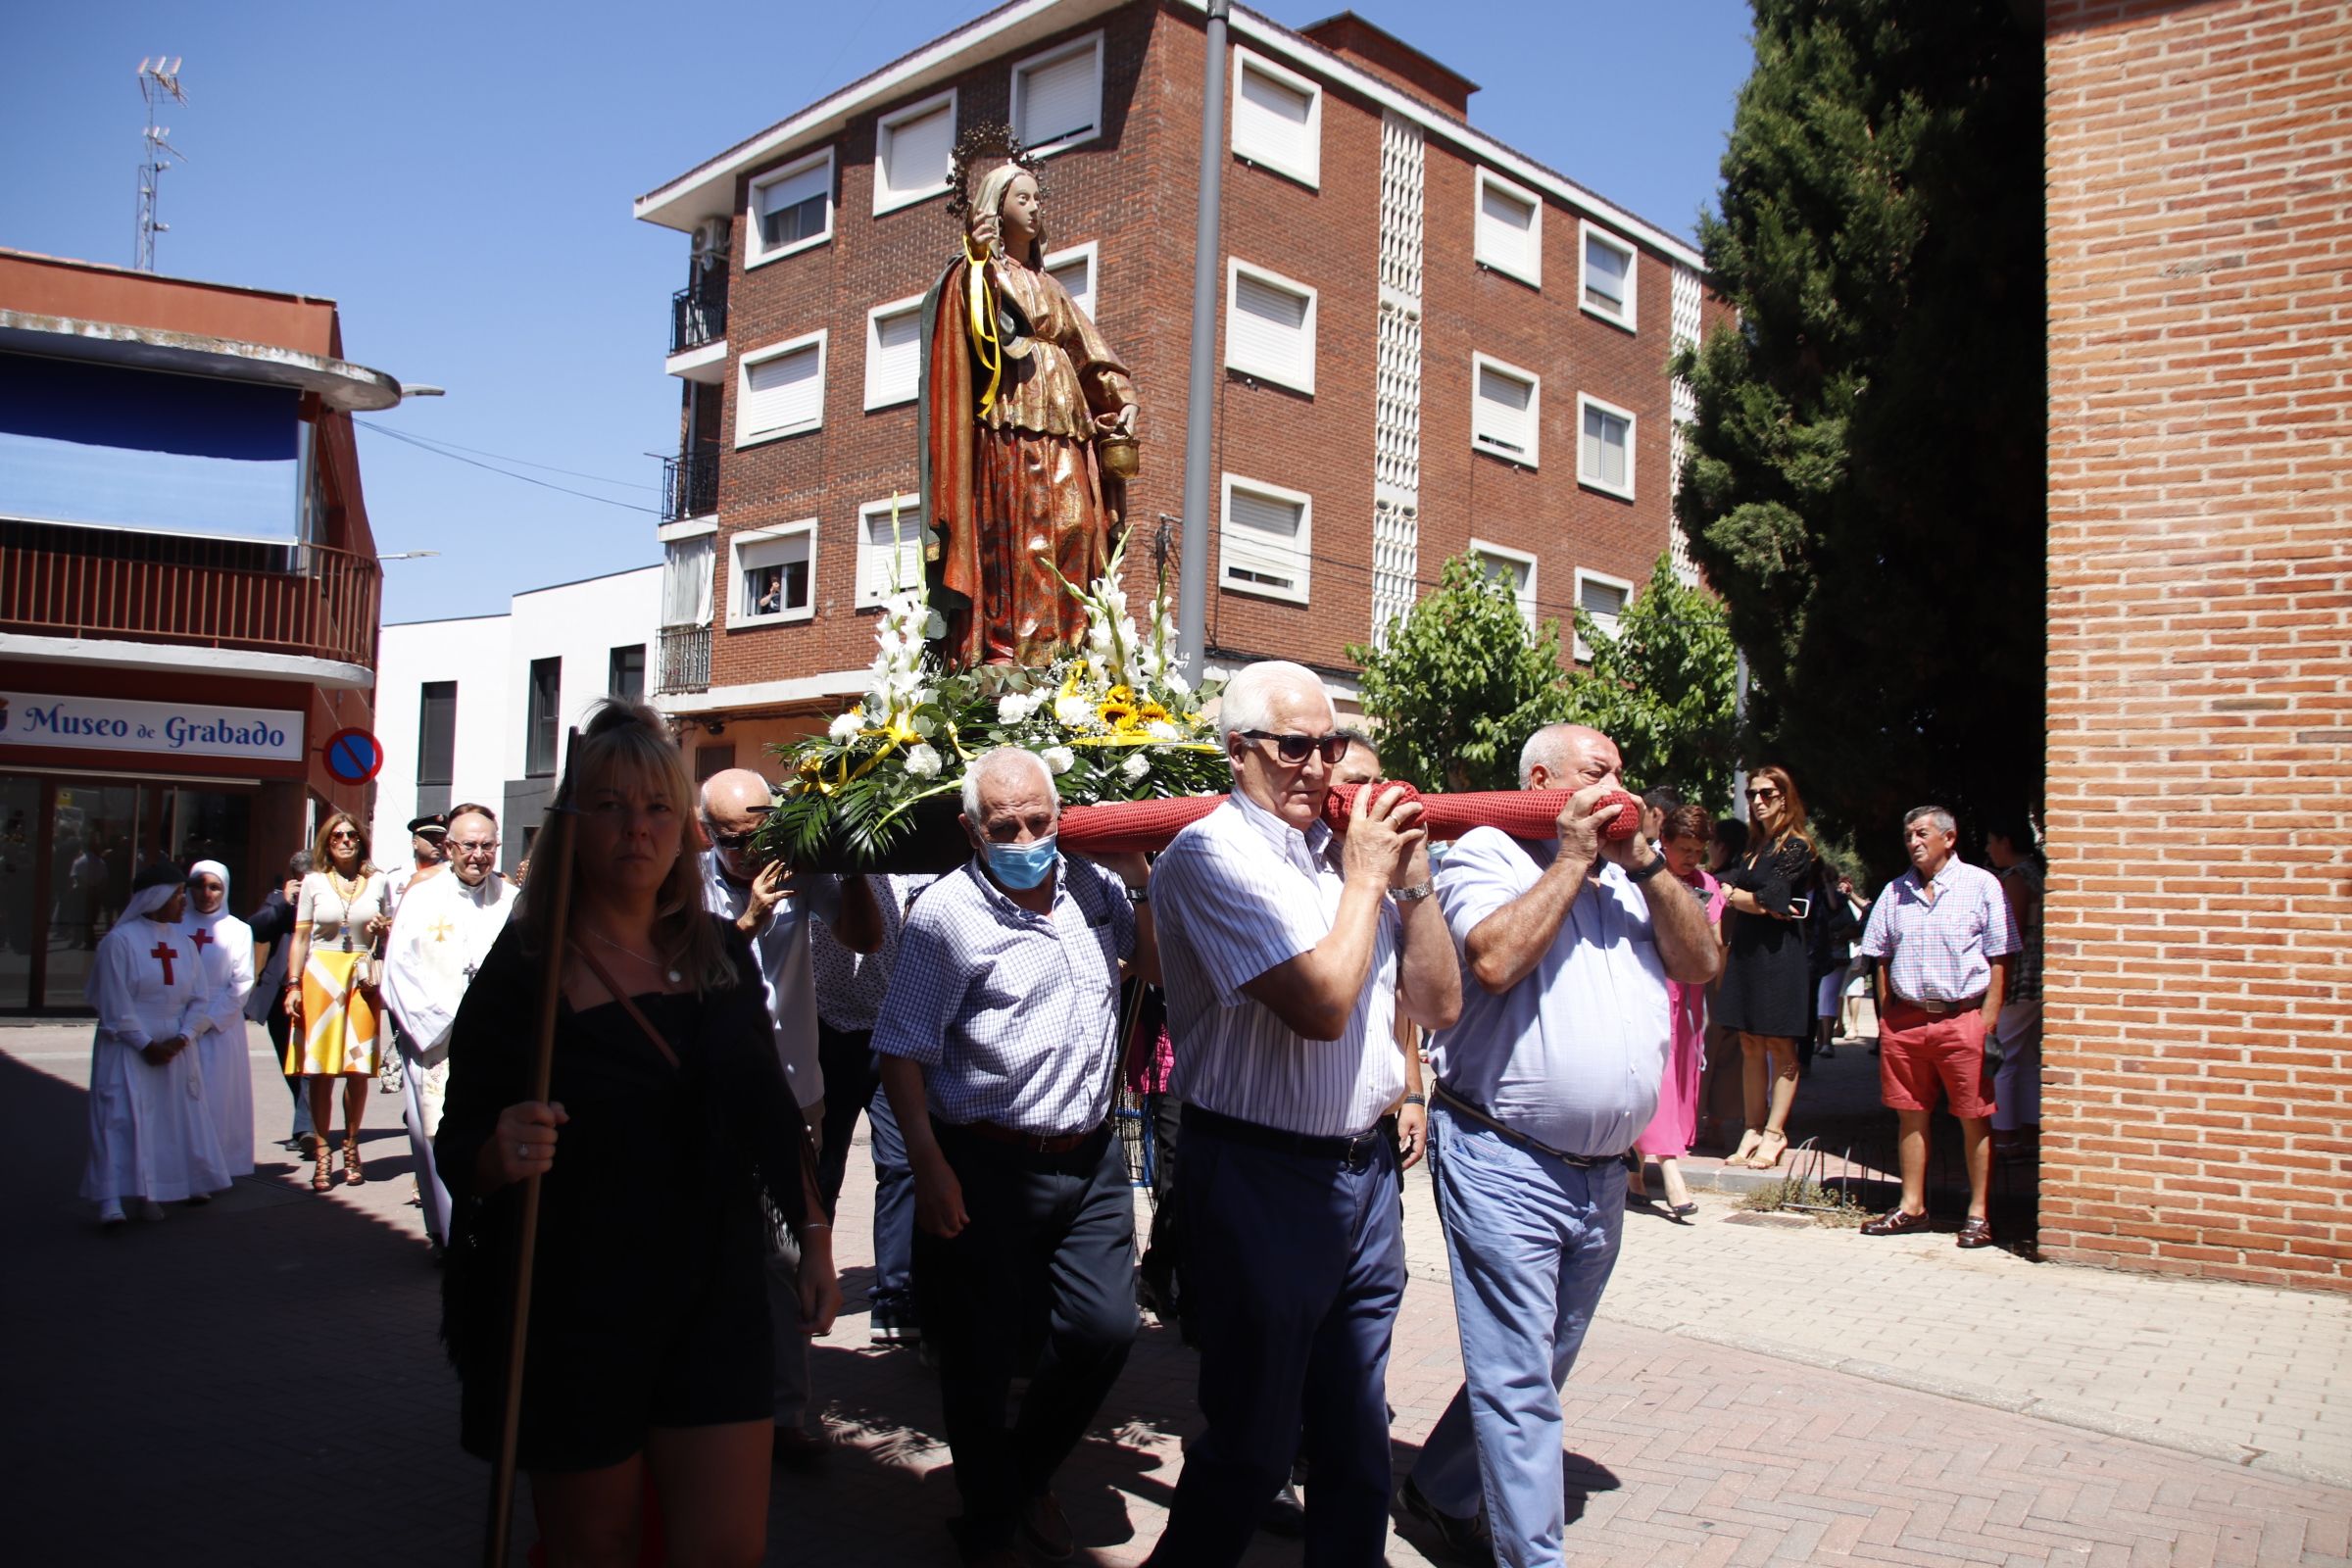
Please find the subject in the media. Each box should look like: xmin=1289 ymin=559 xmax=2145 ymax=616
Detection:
xmin=764 ymin=524 xmax=1224 ymax=867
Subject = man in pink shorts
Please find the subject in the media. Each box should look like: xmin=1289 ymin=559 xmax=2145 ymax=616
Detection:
xmin=1853 ymin=807 xmax=2019 ymax=1248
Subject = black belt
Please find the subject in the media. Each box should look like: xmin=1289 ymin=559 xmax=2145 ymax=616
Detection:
xmin=938 ymin=1117 xmax=1107 ymax=1155
xmin=1433 ymin=1085 xmax=1626 ymax=1171
xmin=1183 ymin=1103 xmax=1387 ymax=1170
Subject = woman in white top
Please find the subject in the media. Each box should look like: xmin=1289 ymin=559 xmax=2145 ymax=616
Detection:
xmin=180 ymin=858 xmax=257 ymax=1179
xmin=83 ymin=860 xmax=232 ymax=1226
xmin=284 ymin=812 xmax=390 ymax=1192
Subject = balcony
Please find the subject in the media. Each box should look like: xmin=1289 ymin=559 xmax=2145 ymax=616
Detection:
xmin=670 ymin=281 xmax=728 ymax=355
xmin=663 ymin=445 xmax=719 ymax=522
xmin=656 ymin=624 xmax=711 ymax=695
xmin=0 ymin=522 xmax=380 ymax=671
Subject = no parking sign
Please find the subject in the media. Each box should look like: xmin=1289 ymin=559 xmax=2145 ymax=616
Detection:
xmin=320 ymin=726 xmax=384 ymax=785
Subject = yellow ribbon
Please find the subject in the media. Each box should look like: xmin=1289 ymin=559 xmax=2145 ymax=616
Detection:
xmin=963 ymin=238 xmax=1003 ymax=415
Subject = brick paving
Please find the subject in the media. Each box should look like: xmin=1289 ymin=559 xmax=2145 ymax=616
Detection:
xmin=3 ymin=1022 xmax=2345 ymax=1566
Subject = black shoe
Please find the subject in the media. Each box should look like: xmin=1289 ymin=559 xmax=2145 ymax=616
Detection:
xmin=1258 ymin=1481 xmax=1305 ymax=1537
xmin=1397 ymin=1474 xmax=1492 ymax=1563
xmin=1018 ymin=1491 xmax=1073 ymax=1562
xmin=771 ymin=1424 xmax=831 ymax=1474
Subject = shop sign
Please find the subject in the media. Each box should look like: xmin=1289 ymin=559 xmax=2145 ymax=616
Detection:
xmin=0 ymin=690 xmax=304 ymax=763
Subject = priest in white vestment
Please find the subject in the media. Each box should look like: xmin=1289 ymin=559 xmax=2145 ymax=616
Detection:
xmin=83 ymin=861 xmax=232 ymax=1225
xmin=381 ymin=804 xmax=513 ymax=1249
xmin=179 ymin=858 xmax=257 ymax=1178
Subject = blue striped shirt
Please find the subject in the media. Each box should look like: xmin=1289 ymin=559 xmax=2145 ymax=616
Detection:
xmin=871 ymin=856 xmax=1135 ymax=1136
xmin=1152 ymin=792 xmax=1404 ymax=1138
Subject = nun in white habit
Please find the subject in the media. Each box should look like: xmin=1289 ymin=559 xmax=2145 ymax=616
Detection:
xmin=179 ymin=858 xmax=257 ymax=1178
xmin=82 ymin=861 xmax=232 ymax=1226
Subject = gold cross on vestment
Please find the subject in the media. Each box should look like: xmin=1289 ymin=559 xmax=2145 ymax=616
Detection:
xmin=426 ymin=916 xmax=456 ymax=944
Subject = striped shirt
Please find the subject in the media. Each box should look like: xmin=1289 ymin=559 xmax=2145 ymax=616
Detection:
xmin=1152 ymin=791 xmax=1404 ymax=1138
xmin=700 ymin=852 xmax=838 ymax=1109
xmin=1856 ymin=858 xmax=2019 ymax=1004
xmin=871 ymin=856 xmax=1135 ymax=1136
xmin=1426 ymin=830 xmax=1671 ymax=1157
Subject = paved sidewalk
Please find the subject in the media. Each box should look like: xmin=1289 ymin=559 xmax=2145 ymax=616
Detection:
xmin=4 ymin=1022 xmax=2346 ymax=1566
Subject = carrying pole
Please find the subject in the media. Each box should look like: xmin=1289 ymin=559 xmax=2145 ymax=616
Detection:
xmin=483 ymin=733 xmax=582 ymax=1567
xmin=1174 ymin=0 xmax=1231 ymax=681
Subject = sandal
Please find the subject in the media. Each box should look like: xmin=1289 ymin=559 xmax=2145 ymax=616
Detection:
xmin=1726 ymin=1129 xmax=1764 ymax=1168
xmin=343 ymin=1134 xmax=367 ymax=1186
xmin=312 ymin=1144 xmax=332 ymax=1193
xmin=1742 ymin=1130 xmax=1788 ymax=1170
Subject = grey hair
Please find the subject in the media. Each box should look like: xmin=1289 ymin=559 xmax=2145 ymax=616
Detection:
xmin=1903 ymin=805 xmax=1958 ymax=837
xmin=960 ymin=745 xmax=1058 ymax=820
xmin=1218 ymin=660 xmax=1331 ymax=744
xmin=1517 ymin=722 xmax=1608 ymax=788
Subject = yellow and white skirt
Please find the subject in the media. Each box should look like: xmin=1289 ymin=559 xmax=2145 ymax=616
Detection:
xmin=286 ymin=949 xmax=380 ymax=1077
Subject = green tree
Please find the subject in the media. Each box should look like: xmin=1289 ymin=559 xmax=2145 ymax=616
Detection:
xmin=1348 ymin=554 xmax=1573 ymax=791
xmin=1674 ymin=0 xmax=2045 ymax=877
xmin=1560 ymin=554 xmax=1740 ymax=813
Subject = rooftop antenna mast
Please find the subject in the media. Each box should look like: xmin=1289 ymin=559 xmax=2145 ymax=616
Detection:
xmin=133 ymin=57 xmax=189 ymax=271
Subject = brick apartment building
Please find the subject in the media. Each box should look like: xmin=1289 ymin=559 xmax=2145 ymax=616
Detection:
xmin=0 ymin=250 xmax=399 ymax=1012
xmin=631 ymin=0 xmax=1730 ymax=772
xmin=2041 ymin=0 xmax=2350 ymax=1291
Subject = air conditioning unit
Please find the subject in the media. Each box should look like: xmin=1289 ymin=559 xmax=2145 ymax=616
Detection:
xmin=691 ymin=217 xmax=730 ymax=271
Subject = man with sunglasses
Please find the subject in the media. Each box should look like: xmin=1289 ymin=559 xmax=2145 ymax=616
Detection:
xmin=1147 ymin=662 xmax=1462 ymax=1568
xmin=696 ymin=767 xmax=882 ymax=1470
xmin=381 ymin=803 xmax=514 ymax=1252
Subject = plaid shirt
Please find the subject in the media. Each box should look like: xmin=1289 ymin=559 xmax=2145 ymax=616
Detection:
xmin=872 ymin=857 xmax=1134 ymax=1136
xmin=1857 ymin=858 xmax=2019 ymax=1004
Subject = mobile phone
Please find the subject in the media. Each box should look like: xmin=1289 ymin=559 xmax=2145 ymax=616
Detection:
xmin=1788 ymin=896 xmax=1812 ymax=919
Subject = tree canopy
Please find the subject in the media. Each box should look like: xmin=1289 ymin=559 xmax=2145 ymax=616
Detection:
xmin=1674 ymin=0 xmax=2046 ymax=876
xmin=1559 ymin=556 xmax=1740 ymax=815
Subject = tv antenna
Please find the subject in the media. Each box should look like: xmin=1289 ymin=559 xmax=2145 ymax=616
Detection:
xmin=133 ymin=57 xmax=189 ymax=271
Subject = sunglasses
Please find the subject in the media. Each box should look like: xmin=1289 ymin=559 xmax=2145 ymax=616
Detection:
xmin=1243 ymin=730 xmax=1349 ymax=766
xmin=328 ymin=830 xmax=360 ymax=842
xmin=1743 ymin=788 xmax=1783 ymax=803
xmin=704 ymin=826 xmax=761 ymax=851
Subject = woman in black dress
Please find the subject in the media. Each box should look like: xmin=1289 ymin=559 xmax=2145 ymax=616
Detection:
xmin=438 ymin=700 xmax=839 ymax=1565
xmin=1713 ymin=766 xmax=1819 ymax=1170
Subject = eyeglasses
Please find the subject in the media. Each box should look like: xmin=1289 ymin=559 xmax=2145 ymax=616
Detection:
xmin=449 ymin=841 xmax=500 ymax=858
xmin=328 ymin=830 xmax=360 ymax=842
xmin=1242 ymin=730 xmax=1349 ymax=766
xmin=1743 ymin=788 xmax=1783 ymax=804
xmin=704 ymin=826 xmax=761 ymax=851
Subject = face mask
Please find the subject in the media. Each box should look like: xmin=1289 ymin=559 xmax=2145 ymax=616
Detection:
xmin=983 ymin=834 xmax=1058 ymax=891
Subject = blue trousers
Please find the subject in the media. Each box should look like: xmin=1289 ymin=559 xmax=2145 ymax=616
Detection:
xmin=814 ymin=1022 xmax=915 ymax=1317
xmin=1151 ymin=1110 xmax=1405 ymax=1568
xmin=1409 ymin=1104 xmax=1627 ymax=1568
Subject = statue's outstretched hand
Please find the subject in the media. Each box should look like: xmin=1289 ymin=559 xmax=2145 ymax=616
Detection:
xmin=970 ymin=214 xmax=1001 ymax=254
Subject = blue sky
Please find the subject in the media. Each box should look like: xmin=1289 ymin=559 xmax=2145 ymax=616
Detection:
xmin=5 ymin=1 xmax=1756 ymax=623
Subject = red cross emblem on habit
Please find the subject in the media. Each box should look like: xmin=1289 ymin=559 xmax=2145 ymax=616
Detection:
xmin=150 ymin=942 xmax=178 ymax=986
xmin=190 ymin=927 xmax=214 ymax=955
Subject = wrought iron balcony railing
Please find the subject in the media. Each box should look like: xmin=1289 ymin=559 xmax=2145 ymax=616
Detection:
xmin=662 ymin=446 xmax=719 ymax=522
xmin=656 ymin=624 xmax=711 ymax=695
xmin=670 ymin=282 xmax=728 ymax=355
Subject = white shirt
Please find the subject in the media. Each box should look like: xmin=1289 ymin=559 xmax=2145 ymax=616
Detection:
xmin=700 ymin=851 xmax=835 ymax=1110
xmin=871 ymin=858 xmax=1134 ymax=1136
xmin=1152 ymin=791 xmax=1404 ymax=1138
xmin=380 ymin=870 xmax=514 ymax=1061
xmin=1426 ymin=829 xmax=1671 ymax=1157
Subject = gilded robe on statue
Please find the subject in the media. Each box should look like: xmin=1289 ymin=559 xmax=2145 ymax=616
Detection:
xmin=920 ymin=240 xmax=1137 ymax=668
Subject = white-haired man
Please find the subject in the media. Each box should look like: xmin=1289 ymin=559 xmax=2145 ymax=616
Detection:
xmin=1399 ymin=723 xmax=1719 ymax=1567
xmin=876 ymin=747 xmax=1155 ymax=1567
xmin=1147 ymin=661 xmax=1461 ymax=1568
xmin=1855 ymin=805 xmax=2017 ymax=1248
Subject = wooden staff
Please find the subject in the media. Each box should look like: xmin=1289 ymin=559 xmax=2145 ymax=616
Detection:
xmin=483 ymin=736 xmax=581 ymax=1568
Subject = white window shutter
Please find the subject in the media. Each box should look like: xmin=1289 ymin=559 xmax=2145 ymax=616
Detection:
xmin=744 ymin=345 xmax=822 ymax=435
xmin=867 ymin=309 xmax=921 ymax=407
xmin=1236 ymin=64 xmax=1313 ymax=173
xmin=1018 ymin=47 xmax=1098 ymax=147
xmin=1476 ymin=366 xmax=1535 ymax=457
xmin=759 ymin=161 xmax=828 ymax=224
xmin=1586 ymin=235 xmax=1630 ymax=312
xmin=881 ymin=104 xmax=954 ymax=206
xmin=859 ymin=505 xmax=925 ymax=604
xmin=1047 ymin=255 xmax=1093 ymax=318
xmin=1581 ymin=576 xmax=1627 ymax=638
xmin=1478 ymin=183 xmax=1537 ymax=278
xmin=1231 ymin=271 xmax=1310 ymax=385
xmin=1223 ymin=487 xmax=1306 ymax=596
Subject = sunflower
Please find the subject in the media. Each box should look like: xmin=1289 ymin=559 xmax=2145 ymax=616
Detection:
xmin=1137 ymin=700 xmax=1172 ymax=725
xmin=1097 ymin=685 xmax=1139 ymax=729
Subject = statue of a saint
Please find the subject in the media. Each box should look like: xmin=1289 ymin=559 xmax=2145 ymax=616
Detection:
xmin=920 ymin=135 xmax=1139 ymax=668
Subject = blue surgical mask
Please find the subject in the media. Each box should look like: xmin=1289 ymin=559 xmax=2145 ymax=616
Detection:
xmin=983 ymin=835 xmax=1058 ymax=891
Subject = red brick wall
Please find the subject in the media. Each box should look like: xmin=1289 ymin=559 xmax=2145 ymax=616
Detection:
xmin=2041 ymin=0 xmax=2352 ymax=1291
xmin=693 ymin=0 xmax=1702 ymax=700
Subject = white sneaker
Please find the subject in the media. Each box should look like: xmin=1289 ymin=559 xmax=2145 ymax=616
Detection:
xmin=97 ymin=1199 xmax=126 ymax=1227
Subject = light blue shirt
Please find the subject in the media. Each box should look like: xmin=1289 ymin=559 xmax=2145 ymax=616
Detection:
xmin=700 ymin=851 xmax=838 ymax=1109
xmin=871 ymin=857 xmax=1134 ymax=1136
xmin=1152 ymin=791 xmax=1404 ymax=1138
xmin=1426 ymin=828 xmax=1670 ymax=1157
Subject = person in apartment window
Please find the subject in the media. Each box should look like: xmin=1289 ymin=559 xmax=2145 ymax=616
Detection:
xmin=923 ymin=135 xmax=1139 ymax=669
xmin=752 ymin=565 xmax=784 ymax=618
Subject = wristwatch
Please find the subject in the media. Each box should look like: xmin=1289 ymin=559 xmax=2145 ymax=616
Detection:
xmin=1393 ymin=880 xmax=1437 ymax=904
xmin=1124 ymin=883 xmax=1150 ymax=906
xmin=1626 ymin=854 xmax=1670 ymax=884
xmin=1402 ymin=1093 xmax=1428 ymax=1107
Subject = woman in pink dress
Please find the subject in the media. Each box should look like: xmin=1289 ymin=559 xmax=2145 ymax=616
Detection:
xmin=1634 ymin=806 xmax=1728 ymax=1218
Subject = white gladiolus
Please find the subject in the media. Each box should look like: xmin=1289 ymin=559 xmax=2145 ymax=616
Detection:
xmin=904 ymin=743 xmax=943 ymax=779
xmin=1042 ymin=746 xmax=1075 ymax=774
xmin=827 ymin=710 xmax=863 ymax=741
xmin=1121 ymin=752 xmax=1152 ymax=782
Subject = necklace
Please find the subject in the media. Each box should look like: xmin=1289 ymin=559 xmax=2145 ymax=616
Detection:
xmin=584 ymin=925 xmax=682 ymax=984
